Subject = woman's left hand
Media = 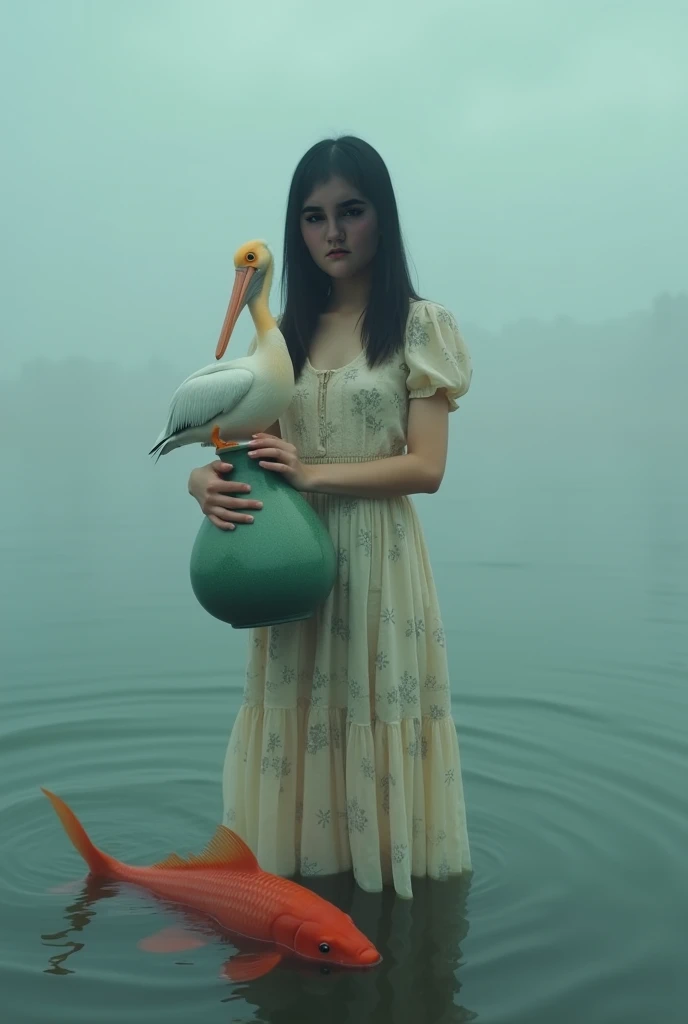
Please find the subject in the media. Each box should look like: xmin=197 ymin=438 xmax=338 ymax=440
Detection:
xmin=247 ymin=434 xmax=314 ymax=491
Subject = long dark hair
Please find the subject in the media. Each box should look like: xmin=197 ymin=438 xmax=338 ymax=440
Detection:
xmin=279 ymin=136 xmax=421 ymax=376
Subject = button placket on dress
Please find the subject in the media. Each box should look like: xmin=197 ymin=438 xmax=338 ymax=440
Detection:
xmin=317 ymin=370 xmax=332 ymax=455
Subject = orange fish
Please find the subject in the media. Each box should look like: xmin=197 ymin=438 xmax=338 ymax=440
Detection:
xmin=42 ymin=788 xmax=381 ymax=981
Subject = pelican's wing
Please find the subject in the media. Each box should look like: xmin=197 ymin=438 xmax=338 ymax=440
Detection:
xmin=150 ymin=363 xmax=254 ymax=454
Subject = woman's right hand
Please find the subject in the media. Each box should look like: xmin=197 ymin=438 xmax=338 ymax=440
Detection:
xmin=188 ymin=460 xmax=263 ymax=530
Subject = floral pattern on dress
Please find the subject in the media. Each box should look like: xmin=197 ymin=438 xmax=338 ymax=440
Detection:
xmin=222 ymin=300 xmax=473 ymax=898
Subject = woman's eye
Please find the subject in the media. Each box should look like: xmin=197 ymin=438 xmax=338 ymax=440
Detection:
xmin=344 ymin=208 xmax=363 ymax=217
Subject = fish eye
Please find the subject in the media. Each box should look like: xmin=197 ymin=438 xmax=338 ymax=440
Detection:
xmin=319 ymin=942 xmax=330 ymax=954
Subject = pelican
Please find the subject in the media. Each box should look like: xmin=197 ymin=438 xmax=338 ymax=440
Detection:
xmin=149 ymin=240 xmax=294 ymax=459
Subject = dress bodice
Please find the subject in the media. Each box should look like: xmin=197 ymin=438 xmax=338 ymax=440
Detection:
xmin=279 ymin=300 xmax=472 ymax=464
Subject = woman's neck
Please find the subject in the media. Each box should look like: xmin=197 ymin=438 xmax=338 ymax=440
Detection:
xmin=325 ymin=269 xmax=372 ymax=317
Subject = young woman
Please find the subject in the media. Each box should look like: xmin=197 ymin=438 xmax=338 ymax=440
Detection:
xmin=188 ymin=136 xmax=473 ymax=899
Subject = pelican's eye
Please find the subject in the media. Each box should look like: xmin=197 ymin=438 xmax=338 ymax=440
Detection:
xmin=319 ymin=942 xmax=330 ymax=954
xmin=245 ymin=252 xmax=256 ymax=263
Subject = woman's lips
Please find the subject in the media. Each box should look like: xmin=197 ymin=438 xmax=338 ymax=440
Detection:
xmin=327 ymin=250 xmax=350 ymax=259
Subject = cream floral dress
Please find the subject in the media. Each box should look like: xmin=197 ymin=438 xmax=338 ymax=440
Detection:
xmin=222 ymin=299 xmax=473 ymax=898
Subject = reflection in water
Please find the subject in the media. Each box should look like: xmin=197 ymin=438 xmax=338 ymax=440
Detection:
xmin=225 ymin=872 xmax=475 ymax=1024
xmin=39 ymin=871 xmax=475 ymax=1021
xmin=41 ymin=877 xmax=120 ymax=976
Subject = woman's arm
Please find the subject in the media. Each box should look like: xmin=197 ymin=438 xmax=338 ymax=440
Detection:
xmin=248 ymin=392 xmax=450 ymax=498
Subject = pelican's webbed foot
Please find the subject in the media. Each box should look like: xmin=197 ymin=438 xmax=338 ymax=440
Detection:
xmin=211 ymin=425 xmax=239 ymax=450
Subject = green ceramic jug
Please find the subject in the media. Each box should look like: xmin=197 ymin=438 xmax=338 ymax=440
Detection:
xmin=189 ymin=444 xmax=337 ymax=629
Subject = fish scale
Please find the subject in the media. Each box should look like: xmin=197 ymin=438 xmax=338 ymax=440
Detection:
xmin=126 ymin=867 xmax=307 ymax=937
xmin=41 ymin=788 xmax=381 ymax=975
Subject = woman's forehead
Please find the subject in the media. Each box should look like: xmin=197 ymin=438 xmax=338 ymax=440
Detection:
xmin=302 ymin=175 xmax=367 ymax=209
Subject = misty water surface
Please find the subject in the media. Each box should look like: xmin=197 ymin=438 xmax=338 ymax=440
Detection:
xmin=1 ymin=300 xmax=687 ymax=1023
xmin=1 ymin=1 xmax=687 ymax=1020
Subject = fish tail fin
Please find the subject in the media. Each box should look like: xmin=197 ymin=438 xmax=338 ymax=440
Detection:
xmin=41 ymin=788 xmax=113 ymax=878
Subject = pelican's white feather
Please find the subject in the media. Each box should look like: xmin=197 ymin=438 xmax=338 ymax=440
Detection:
xmin=152 ymin=364 xmax=254 ymax=450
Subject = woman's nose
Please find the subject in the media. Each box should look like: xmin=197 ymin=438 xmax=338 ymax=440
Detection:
xmin=326 ymin=219 xmax=344 ymax=242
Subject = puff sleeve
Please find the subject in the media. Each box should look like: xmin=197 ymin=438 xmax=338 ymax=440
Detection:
xmin=405 ymin=301 xmax=472 ymax=411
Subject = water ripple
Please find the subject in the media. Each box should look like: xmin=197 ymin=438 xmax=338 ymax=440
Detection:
xmin=2 ymin=500 xmax=688 ymax=1022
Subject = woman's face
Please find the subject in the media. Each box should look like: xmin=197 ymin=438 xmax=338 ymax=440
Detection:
xmin=300 ymin=175 xmax=379 ymax=280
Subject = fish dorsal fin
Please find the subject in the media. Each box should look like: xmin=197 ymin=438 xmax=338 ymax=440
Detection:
xmin=153 ymin=825 xmax=259 ymax=873
xmin=152 ymin=852 xmax=188 ymax=869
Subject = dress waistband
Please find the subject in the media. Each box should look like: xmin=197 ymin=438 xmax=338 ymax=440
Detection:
xmin=301 ymin=452 xmax=402 ymax=464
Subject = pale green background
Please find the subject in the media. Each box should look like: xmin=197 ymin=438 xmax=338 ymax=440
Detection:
xmin=0 ymin=3 xmax=686 ymax=1023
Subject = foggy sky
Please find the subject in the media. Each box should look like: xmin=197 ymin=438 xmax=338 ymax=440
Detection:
xmin=1 ymin=0 xmax=686 ymax=376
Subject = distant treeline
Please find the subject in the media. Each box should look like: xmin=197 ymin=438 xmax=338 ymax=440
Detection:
xmin=1 ymin=292 xmax=686 ymax=450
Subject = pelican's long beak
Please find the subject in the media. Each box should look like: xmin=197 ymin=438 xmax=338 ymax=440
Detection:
xmin=215 ymin=266 xmax=256 ymax=360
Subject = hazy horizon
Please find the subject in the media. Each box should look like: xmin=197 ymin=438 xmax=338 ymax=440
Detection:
xmin=1 ymin=0 xmax=687 ymax=378
xmin=1 ymin=4 xmax=688 ymax=1021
